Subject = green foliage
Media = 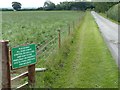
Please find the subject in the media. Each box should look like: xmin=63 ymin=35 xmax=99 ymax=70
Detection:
xmin=12 ymin=2 xmax=22 ymax=11
xmin=56 ymin=2 xmax=94 ymax=10
xmin=107 ymin=3 xmax=120 ymax=22
xmin=99 ymin=13 xmax=120 ymax=24
xmin=3 ymin=2 xmax=94 ymax=11
xmin=94 ymin=2 xmax=118 ymax=13
xmin=36 ymin=31 xmax=76 ymax=88
xmin=43 ymin=1 xmax=55 ymax=10
xmin=42 ymin=2 xmax=94 ymax=11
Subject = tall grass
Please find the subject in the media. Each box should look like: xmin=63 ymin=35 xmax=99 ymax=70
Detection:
xmin=107 ymin=3 xmax=120 ymax=22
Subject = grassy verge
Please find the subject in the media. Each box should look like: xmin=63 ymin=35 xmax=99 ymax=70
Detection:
xmin=99 ymin=13 xmax=120 ymax=24
xmin=35 ymin=11 xmax=118 ymax=88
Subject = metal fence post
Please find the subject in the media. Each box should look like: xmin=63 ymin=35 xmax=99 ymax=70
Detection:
xmin=58 ymin=29 xmax=61 ymax=49
xmin=0 ymin=40 xmax=11 ymax=89
xmin=28 ymin=64 xmax=35 ymax=88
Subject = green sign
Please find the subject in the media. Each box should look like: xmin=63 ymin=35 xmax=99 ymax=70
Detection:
xmin=11 ymin=44 xmax=37 ymax=69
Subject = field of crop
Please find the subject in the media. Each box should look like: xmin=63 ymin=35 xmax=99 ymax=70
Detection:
xmin=2 ymin=11 xmax=84 ymax=88
xmin=2 ymin=11 xmax=84 ymax=59
xmin=2 ymin=11 xmax=82 ymax=45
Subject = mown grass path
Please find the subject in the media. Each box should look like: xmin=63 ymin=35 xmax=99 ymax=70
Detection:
xmin=36 ymin=11 xmax=118 ymax=88
xmin=91 ymin=11 xmax=118 ymax=65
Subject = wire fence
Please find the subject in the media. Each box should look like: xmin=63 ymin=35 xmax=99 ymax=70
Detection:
xmin=36 ymin=19 xmax=81 ymax=61
xmin=7 ymin=13 xmax=85 ymax=88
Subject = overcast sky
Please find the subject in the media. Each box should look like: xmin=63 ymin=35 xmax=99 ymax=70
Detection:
xmin=0 ymin=0 xmax=74 ymax=8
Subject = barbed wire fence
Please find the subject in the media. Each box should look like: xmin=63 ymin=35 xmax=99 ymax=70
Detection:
xmin=4 ymin=13 xmax=85 ymax=89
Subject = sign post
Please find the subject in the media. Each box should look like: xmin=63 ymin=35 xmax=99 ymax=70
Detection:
xmin=11 ymin=44 xmax=37 ymax=69
xmin=0 ymin=42 xmax=37 ymax=89
xmin=0 ymin=40 xmax=11 ymax=89
xmin=28 ymin=64 xmax=35 ymax=88
xmin=11 ymin=44 xmax=37 ymax=88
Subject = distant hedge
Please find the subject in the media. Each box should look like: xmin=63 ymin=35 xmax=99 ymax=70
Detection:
xmin=107 ymin=3 xmax=120 ymax=22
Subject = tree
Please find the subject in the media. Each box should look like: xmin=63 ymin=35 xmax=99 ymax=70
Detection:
xmin=55 ymin=4 xmax=62 ymax=10
xmin=40 ymin=1 xmax=95 ymax=11
xmin=12 ymin=2 xmax=22 ymax=11
xmin=93 ymin=2 xmax=118 ymax=13
xmin=37 ymin=7 xmax=44 ymax=10
xmin=43 ymin=1 xmax=55 ymax=10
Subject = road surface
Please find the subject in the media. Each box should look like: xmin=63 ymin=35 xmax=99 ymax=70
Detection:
xmin=91 ymin=11 xmax=119 ymax=67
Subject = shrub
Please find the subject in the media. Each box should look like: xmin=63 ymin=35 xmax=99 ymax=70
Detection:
xmin=107 ymin=3 xmax=120 ymax=22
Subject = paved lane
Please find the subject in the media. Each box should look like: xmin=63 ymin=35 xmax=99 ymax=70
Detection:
xmin=91 ymin=11 xmax=119 ymax=67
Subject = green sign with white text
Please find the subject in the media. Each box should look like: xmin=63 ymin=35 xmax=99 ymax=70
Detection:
xmin=11 ymin=44 xmax=36 ymax=69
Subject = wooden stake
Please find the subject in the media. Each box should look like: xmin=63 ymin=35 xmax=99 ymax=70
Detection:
xmin=28 ymin=64 xmax=35 ymax=88
xmin=73 ymin=21 xmax=75 ymax=30
xmin=58 ymin=30 xmax=61 ymax=49
xmin=0 ymin=40 xmax=11 ymax=89
xmin=68 ymin=24 xmax=70 ymax=35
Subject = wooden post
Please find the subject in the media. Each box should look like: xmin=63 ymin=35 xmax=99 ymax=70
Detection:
xmin=0 ymin=40 xmax=11 ymax=89
xmin=79 ymin=17 xmax=81 ymax=23
xmin=79 ymin=17 xmax=80 ymax=23
xmin=58 ymin=29 xmax=61 ymax=49
xmin=73 ymin=21 xmax=75 ymax=30
xmin=28 ymin=64 xmax=35 ymax=88
xmin=68 ymin=24 xmax=70 ymax=35
xmin=9 ymin=50 xmax=11 ymax=67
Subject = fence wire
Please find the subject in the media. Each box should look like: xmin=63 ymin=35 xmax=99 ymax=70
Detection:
xmin=8 ymin=13 xmax=85 ymax=88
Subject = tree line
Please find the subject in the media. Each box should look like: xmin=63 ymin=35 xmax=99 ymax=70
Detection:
xmin=2 ymin=1 xmax=119 ymax=13
xmin=94 ymin=2 xmax=119 ymax=13
xmin=40 ymin=1 xmax=95 ymax=11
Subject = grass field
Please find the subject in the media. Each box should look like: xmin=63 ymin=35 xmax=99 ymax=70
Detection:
xmin=35 ymin=11 xmax=118 ymax=88
xmin=2 ymin=11 xmax=84 ymax=47
xmin=2 ymin=11 xmax=84 ymax=61
xmin=2 ymin=11 xmax=118 ymax=88
xmin=2 ymin=11 xmax=84 ymax=88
